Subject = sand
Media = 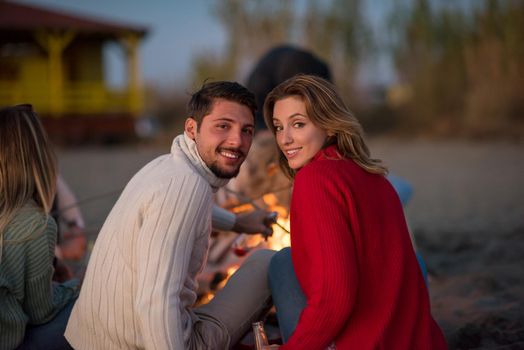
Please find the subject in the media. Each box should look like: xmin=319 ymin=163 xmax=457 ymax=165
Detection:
xmin=57 ymin=137 xmax=524 ymax=349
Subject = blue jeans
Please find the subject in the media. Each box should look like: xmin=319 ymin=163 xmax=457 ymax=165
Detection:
xmin=268 ymin=248 xmax=429 ymax=342
xmin=268 ymin=247 xmax=306 ymax=343
xmin=16 ymin=299 xmax=76 ymax=350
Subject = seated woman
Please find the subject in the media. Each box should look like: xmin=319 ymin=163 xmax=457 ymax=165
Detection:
xmin=0 ymin=104 xmax=79 ymax=350
xmin=264 ymin=75 xmax=447 ymax=349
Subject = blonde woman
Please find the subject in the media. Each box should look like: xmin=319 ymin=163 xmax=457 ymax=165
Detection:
xmin=265 ymin=76 xmax=446 ymax=349
xmin=0 ymin=104 xmax=78 ymax=350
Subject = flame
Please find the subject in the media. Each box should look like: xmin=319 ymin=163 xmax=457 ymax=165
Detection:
xmin=226 ymin=265 xmax=239 ymax=276
xmin=200 ymin=194 xmax=291 ymax=304
xmin=201 ymin=292 xmax=214 ymax=303
xmin=262 ymin=193 xmax=278 ymax=207
xmin=231 ymin=203 xmax=255 ymax=213
xmin=216 ymin=265 xmax=240 ymax=290
xmin=267 ymin=216 xmax=291 ymax=251
xmin=228 ymin=192 xmax=291 ymax=252
xmin=261 ymin=193 xmax=291 ymax=251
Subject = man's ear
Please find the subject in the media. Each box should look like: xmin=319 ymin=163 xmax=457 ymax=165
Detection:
xmin=185 ymin=118 xmax=197 ymax=140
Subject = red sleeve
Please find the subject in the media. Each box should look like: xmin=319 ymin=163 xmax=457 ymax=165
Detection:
xmin=282 ymin=163 xmax=358 ymax=350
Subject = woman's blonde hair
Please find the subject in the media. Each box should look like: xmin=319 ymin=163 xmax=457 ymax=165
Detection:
xmin=263 ymin=74 xmax=388 ymax=178
xmin=0 ymin=104 xmax=57 ymax=241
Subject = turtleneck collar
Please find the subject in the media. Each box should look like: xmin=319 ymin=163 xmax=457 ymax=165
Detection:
xmin=171 ymin=133 xmax=230 ymax=192
xmin=313 ymin=144 xmax=343 ymax=162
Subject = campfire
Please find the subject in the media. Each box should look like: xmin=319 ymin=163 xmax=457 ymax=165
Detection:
xmin=196 ymin=192 xmax=291 ymax=305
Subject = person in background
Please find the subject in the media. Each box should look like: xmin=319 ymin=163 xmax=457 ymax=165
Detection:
xmin=0 ymin=104 xmax=79 ymax=350
xmin=65 ymin=81 xmax=275 ymax=350
xmin=246 ymin=45 xmax=332 ymax=131
xmin=265 ymin=75 xmax=447 ymax=349
xmin=49 ymin=175 xmax=88 ymax=283
xmin=53 ymin=174 xmax=87 ymax=262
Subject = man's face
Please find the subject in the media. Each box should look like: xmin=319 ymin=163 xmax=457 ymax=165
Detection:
xmin=185 ymin=99 xmax=254 ymax=179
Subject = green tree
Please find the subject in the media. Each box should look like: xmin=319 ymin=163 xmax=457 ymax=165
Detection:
xmin=389 ymin=0 xmax=524 ymax=137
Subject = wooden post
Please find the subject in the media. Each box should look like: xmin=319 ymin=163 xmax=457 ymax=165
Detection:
xmin=35 ymin=30 xmax=75 ymax=117
xmin=120 ymin=33 xmax=143 ymax=116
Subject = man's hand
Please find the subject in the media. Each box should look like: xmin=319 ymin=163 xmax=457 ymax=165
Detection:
xmin=232 ymin=209 xmax=275 ymax=236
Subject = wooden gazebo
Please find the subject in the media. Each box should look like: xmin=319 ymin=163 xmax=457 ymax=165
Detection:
xmin=0 ymin=1 xmax=148 ymax=142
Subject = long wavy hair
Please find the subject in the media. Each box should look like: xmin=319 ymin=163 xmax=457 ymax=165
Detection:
xmin=0 ymin=104 xmax=57 ymax=255
xmin=263 ymin=74 xmax=387 ymax=178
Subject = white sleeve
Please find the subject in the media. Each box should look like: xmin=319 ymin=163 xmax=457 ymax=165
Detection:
xmin=135 ymin=175 xmax=210 ymax=349
xmin=211 ymin=205 xmax=236 ymax=232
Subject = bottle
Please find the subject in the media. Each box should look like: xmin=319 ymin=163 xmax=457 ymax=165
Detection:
xmin=252 ymin=321 xmax=269 ymax=350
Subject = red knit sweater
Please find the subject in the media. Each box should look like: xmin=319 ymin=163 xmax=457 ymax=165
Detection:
xmin=281 ymin=145 xmax=447 ymax=350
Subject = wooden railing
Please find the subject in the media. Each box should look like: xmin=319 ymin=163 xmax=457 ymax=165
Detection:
xmin=0 ymin=81 xmax=143 ymax=117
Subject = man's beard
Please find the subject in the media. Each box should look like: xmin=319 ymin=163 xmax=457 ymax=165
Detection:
xmin=207 ymin=147 xmax=245 ymax=179
xmin=209 ymin=162 xmax=241 ymax=179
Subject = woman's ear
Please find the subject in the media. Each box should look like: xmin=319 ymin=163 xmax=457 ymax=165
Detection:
xmin=185 ymin=118 xmax=197 ymax=140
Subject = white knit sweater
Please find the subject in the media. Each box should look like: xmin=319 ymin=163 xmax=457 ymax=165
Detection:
xmin=65 ymin=133 xmax=229 ymax=350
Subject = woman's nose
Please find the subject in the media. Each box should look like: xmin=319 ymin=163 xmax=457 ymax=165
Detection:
xmin=279 ymin=128 xmax=292 ymax=145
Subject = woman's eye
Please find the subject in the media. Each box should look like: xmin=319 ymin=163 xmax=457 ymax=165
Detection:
xmin=274 ymin=125 xmax=283 ymax=132
xmin=293 ymin=122 xmax=305 ymax=128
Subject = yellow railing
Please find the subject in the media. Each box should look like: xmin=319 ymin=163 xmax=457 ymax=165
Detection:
xmin=0 ymin=81 xmax=143 ymax=117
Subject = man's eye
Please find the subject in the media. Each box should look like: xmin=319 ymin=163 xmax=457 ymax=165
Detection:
xmin=243 ymin=128 xmax=254 ymax=135
xmin=217 ymin=124 xmax=229 ymax=129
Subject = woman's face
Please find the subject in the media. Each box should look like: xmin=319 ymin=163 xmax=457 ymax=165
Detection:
xmin=272 ymin=96 xmax=328 ymax=170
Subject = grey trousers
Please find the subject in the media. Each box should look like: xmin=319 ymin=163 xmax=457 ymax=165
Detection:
xmin=190 ymin=249 xmax=275 ymax=349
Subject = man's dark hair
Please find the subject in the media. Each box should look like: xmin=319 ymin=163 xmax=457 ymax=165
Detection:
xmin=187 ymin=81 xmax=257 ymax=126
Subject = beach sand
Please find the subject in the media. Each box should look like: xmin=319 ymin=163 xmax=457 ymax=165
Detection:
xmin=58 ymin=137 xmax=524 ymax=349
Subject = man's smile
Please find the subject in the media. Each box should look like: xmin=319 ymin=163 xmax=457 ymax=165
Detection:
xmin=218 ymin=148 xmax=244 ymax=160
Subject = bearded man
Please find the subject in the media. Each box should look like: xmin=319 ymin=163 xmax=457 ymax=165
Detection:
xmin=65 ymin=81 xmax=274 ymax=350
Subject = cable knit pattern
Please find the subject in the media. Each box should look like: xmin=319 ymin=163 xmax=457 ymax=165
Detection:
xmin=65 ymin=133 xmax=230 ymax=350
xmin=281 ymin=145 xmax=447 ymax=350
xmin=0 ymin=203 xmax=78 ymax=350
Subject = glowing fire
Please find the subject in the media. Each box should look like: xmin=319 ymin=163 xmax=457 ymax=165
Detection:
xmin=198 ymin=192 xmax=291 ymax=305
xmin=228 ymin=192 xmax=291 ymax=252
xmin=262 ymin=193 xmax=291 ymax=251
xmin=216 ymin=265 xmax=240 ymax=290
